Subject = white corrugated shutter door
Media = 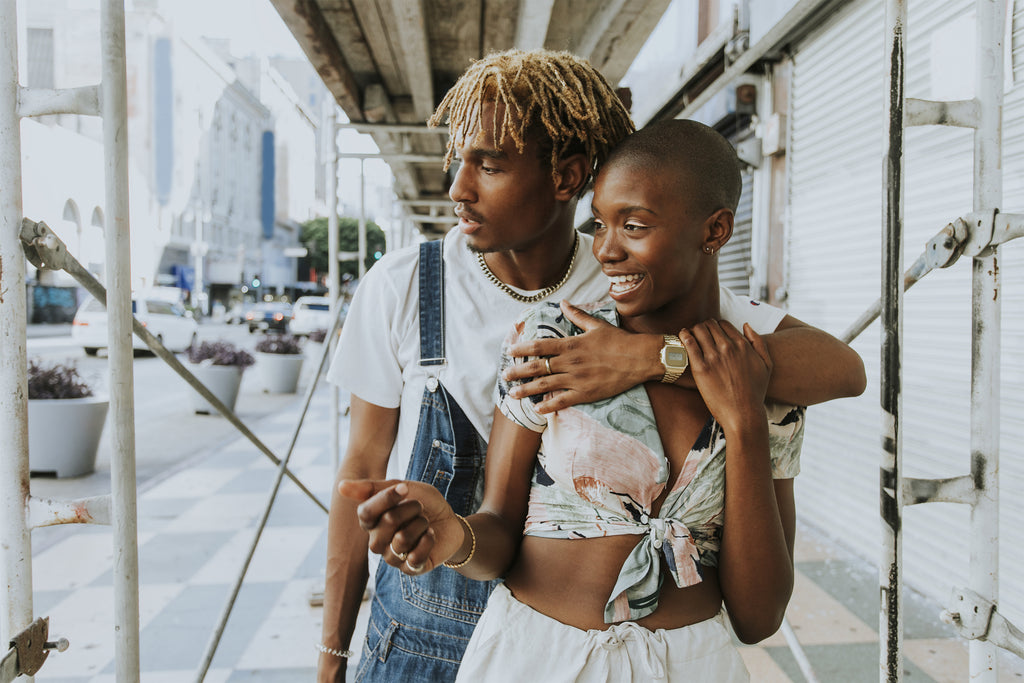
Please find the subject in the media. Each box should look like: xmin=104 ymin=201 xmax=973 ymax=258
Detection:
xmin=787 ymin=0 xmax=1024 ymax=625
xmin=719 ymin=170 xmax=753 ymax=295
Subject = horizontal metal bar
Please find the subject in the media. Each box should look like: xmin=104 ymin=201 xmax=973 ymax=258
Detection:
xmin=993 ymin=212 xmax=1024 ymax=246
xmin=28 ymin=494 xmax=112 ymax=528
xmin=18 ymin=85 xmax=100 ymax=117
xmin=903 ymin=475 xmax=976 ymax=506
xmin=338 ymin=122 xmax=448 ymax=134
xmin=337 ymin=152 xmax=445 ymax=162
xmin=905 ymin=98 xmax=980 ymax=128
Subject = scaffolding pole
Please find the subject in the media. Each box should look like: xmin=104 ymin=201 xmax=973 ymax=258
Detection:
xmin=99 ymin=1 xmax=141 ymax=678
xmin=879 ymin=0 xmax=1007 ymax=680
xmin=0 ymin=2 xmax=34 ymax=675
xmin=966 ymin=0 xmax=1003 ymax=678
xmin=880 ymin=2 xmax=907 ymax=679
xmin=327 ymin=107 xmax=341 ymax=473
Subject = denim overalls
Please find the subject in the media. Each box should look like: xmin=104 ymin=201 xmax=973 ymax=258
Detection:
xmin=355 ymin=240 xmax=498 ymax=682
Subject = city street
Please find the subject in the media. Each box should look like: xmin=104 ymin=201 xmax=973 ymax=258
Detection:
xmin=27 ymin=321 xmax=335 ymax=547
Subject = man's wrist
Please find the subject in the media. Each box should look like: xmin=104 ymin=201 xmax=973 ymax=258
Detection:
xmin=642 ymin=333 xmax=667 ymax=382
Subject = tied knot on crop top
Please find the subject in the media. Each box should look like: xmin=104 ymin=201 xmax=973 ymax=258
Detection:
xmin=495 ymin=302 xmax=805 ymax=624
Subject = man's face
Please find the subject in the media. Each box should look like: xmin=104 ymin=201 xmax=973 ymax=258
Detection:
xmin=449 ymin=102 xmax=563 ymax=254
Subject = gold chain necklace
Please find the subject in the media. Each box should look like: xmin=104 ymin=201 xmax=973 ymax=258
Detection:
xmin=476 ymin=232 xmax=580 ymax=304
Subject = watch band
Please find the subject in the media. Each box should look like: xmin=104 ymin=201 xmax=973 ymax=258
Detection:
xmin=660 ymin=334 xmax=688 ymax=384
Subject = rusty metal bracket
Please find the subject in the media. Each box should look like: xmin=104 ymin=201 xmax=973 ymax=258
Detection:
xmin=5 ymin=616 xmax=67 ymax=678
xmin=941 ymin=588 xmax=1024 ymax=659
xmin=921 ymin=209 xmax=1024 ymax=271
xmin=20 ymin=218 xmax=72 ymax=271
xmin=941 ymin=587 xmax=994 ymax=639
xmin=960 ymin=210 xmax=997 ymax=259
xmin=924 ymin=217 xmax=969 ymax=270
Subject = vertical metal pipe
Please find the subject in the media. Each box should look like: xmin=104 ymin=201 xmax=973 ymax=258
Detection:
xmin=100 ymin=2 xmax=140 ymax=680
xmin=358 ymin=158 xmax=367 ymax=279
xmin=880 ymin=1 xmax=907 ymax=680
xmin=969 ymin=0 xmax=1003 ymax=679
xmin=0 ymin=0 xmax=34 ymax=664
xmin=327 ymin=108 xmax=340 ymax=474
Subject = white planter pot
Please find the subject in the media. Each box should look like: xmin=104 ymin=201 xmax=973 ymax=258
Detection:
xmin=28 ymin=396 xmax=109 ymax=478
xmin=189 ymin=364 xmax=245 ymax=414
xmin=257 ymin=352 xmax=304 ymax=394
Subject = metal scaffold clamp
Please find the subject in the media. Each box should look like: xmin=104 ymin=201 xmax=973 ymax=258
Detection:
xmin=924 ymin=210 xmax=1024 ymax=271
xmin=941 ymin=587 xmax=1024 ymax=660
xmin=20 ymin=218 xmax=71 ymax=272
xmin=1 ymin=617 xmax=69 ymax=681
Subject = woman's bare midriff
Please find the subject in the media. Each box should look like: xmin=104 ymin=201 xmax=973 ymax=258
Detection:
xmin=503 ymin=534 xmax=723 ymax=632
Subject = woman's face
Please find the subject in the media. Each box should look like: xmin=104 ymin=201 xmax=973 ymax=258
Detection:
xmin=590 ymin=160 xmax=718 ymax=329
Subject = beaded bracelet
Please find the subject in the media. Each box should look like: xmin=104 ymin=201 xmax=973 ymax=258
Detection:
xmin=315 ymin=642 xmax=354 ymax=659
xmin=442 ymin=513 xmax=476 ymax=569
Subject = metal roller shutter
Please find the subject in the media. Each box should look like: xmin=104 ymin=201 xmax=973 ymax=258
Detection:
xmin=719 ymin=170 xmax=754 ymax=295
xmin=787 ymin=0 xmax=1024 ymax=626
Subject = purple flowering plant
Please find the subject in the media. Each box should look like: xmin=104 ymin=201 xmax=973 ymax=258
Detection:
xmin=187 ymin=340 xmax=255 ymax=368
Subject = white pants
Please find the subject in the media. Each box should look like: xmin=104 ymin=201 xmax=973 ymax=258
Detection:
xmin=455 ymin=583 xmax=750 ymax=682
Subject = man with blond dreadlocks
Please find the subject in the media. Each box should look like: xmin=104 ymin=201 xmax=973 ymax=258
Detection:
xmin=318 ymin=49 xmax=865 ymax=683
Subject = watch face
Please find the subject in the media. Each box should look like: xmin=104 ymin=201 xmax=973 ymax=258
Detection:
xmin=666 ymin=348 xmax=687 ymax=367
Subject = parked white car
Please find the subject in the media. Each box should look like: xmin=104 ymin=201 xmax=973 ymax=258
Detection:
xmin=71 ymin=294 xmax=199 ymax=355
xmin=288 ymin=296 xmax=339 ymax=336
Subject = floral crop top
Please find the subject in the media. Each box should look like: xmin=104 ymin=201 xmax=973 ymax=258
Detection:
xmin=495 ymin=302 xmax=805 ymax=624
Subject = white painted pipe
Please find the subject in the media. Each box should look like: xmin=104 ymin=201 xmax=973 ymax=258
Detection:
xmin=327 ymin=106 xmax=341 ymax=474
xmin=880 ymin=0 xmax=907 ymax=679
xmin=968 ymin=0 xmax=1004 ymax=679
xmin=100 ymin=1 xmax=140 ymax=680
xmin=0 ymin=0 xmax=34 ymax=665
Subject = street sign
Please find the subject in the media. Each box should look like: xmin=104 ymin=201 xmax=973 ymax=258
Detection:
xmin=337 ymin=251 xmax=361 ymax=261
xmin=282 ymin=247 xmax=308 ymax=257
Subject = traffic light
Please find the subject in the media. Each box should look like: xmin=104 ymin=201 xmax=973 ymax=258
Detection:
xmin=373 ymin=251 xmax=383 ymax=260
xmin=251 ymin=274 xmax=261 ymax=288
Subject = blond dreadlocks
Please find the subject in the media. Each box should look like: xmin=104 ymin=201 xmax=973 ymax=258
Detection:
xmin=428 ymin=49 xmax=635 ymax=196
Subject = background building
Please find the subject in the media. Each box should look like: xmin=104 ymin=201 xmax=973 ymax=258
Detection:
xmin=19 ymin=0 xmax=332 ymax=319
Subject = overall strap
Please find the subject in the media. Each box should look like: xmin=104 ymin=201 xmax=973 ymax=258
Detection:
xmin=418 ymin=239 xmax=445 ymax=367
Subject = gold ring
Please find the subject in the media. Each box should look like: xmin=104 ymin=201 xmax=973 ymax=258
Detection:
xmin=544 ymin=358 xmax=553 ymax=375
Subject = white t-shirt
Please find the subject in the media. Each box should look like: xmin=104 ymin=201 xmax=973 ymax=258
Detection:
xmin=327 ymin=227 xmax=786 ymax=481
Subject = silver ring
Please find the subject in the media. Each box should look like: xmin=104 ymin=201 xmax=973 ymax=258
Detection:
xmin=390 ymin=542 xmax=407 ymax=562
xmin=544 ymin=358 xmax=553 ymax=375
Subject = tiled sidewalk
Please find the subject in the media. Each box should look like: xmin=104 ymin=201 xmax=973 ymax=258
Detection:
xmin=27 ymin=386 xmax=1024 ymax=682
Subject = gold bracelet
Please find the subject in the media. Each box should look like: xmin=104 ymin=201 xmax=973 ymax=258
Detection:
xmin=442 ymin=513 xmax=476 ymax=569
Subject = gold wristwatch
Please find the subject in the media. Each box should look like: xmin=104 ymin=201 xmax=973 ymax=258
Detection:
xmin=659 ymin=335 xmax=688 ymax=384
